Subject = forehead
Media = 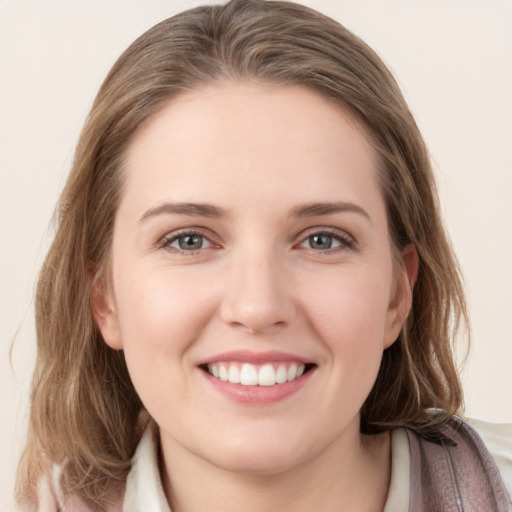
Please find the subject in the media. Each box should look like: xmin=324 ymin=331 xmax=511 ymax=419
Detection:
xmin=122 ymin=81 xmax=381 ymax=213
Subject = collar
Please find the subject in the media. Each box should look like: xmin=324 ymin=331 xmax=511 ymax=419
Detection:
xmin=123 ymin=422 xmax=170 ymax=512
xmin=123 ymin=424 xmax=411 ymax=512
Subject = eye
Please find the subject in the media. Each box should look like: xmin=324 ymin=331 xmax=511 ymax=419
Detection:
xmin=304 ymin=233 xmax=339 ymax=250
xmin=299 ymin=230 xmax=354 ymax=252
xmin=161 ymin=231 xmax=215 ymax=253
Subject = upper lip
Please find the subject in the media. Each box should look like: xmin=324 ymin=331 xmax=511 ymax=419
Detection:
xmin=197 ymin=350 xmax=313 ymax=366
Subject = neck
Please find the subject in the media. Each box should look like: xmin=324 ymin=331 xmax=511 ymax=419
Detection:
xmin=159 ymin=427 xmax=391 ymax=512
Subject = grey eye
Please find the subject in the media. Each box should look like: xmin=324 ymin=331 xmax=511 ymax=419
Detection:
xmin=308 ymin=234 xmax=334 ymax=250
xmin=299 ymin=232 xmax=346 ymax=251
xmin=163 ymin=231 xmax=215 ymax=253
xmin=174 ymin=234 xmax=204 ymax=250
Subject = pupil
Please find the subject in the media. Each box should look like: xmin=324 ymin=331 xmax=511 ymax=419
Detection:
xmin=179 ymin=235 xmax=202 ymax=250
xmin=311 ymin=234 xmax=332 ymax=249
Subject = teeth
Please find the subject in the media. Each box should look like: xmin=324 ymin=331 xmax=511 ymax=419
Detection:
xmin=276 ymin=365 xmax=288 ymax=384
xmin=208 ymin=364 xmax=220 ymax=378
xmin=219 ymin=364 xmax=228 ymax=382
xmin=206 ymin=362 xmax=309 ymax=386
xmin=258 ymin=364 xmax=275 ymax=386
xmin=240 ymin=363 xmax=258 ymax=385
xmin=228 ymin=365 xmax=241 ymax=384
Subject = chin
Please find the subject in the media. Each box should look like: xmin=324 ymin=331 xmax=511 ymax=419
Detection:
xmin=196 ymin=426 xmax=321 ymax=476
xmin=211 ymin=447 xmax=308 ymax=476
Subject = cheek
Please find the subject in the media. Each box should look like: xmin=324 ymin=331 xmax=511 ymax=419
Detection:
xmin=111 ymin=264 xmax=218 ymax=385
xmin=111 ymin=264 xmax=222 ymax=424
xmin=299 ymin=264 xmax=392 ymax=394
xmin=115 ymin=264 xmax=211 ymax=341
xmin=301 ymin=265 xmax=392 ymax=345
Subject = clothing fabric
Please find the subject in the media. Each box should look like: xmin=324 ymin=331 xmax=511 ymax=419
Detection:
xmin=36 ymin=418 xmax=512 ymax=511
xmin=406 ymin=419 xmax=511 ymax=511
xmin=383 ymin=419 xmax=512 ymax=511
xmin=123 ymin=418 xmax=512 ymax=512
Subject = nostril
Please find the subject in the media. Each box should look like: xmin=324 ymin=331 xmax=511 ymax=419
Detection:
xmin=222 ymin=315 xmax=290 ymax=336
xmin=219 ymin=274 xmax=295 ymax=334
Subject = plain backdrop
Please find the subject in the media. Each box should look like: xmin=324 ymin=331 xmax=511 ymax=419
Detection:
xmin=1 ymin=1 xmax=511 ymax=509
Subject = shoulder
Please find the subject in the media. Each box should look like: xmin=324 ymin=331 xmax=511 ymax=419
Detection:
xmin=468 ymin=417 xmax=512 ymax=499
xmin=405 ymin=416 xmax=512 ymax=510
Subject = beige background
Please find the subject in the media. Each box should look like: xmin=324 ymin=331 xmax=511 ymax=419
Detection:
xmin=1 ymin=1 xmax=511 ymax=509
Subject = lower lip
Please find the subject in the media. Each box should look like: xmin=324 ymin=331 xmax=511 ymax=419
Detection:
xmin=200 ymin=368 xmax=314 ymax=404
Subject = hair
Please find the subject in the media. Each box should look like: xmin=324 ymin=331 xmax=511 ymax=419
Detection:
xmin=16 ymin=0 xmax=468 ymax=509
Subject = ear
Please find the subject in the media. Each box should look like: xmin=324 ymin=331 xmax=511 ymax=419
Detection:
xmin=383 ymin=244 xmax=419 ymax=348
xmin=90 ymin=269 xmax=123 ymax=350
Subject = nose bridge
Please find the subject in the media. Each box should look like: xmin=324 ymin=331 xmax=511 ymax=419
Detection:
xmin=221 ymin=241 xmax=293 ymax=334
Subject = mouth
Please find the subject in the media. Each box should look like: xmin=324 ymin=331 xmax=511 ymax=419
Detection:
xmin=199 ymin=361 xmax=316 ymax=387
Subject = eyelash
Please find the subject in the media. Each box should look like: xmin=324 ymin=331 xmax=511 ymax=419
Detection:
xmin=158 ymin=228 xmax=216 ymax=255
xmin=157 ymin=227 xmax=355 ymax=255
xmin=297 ymin=228 xmax=355 ymax=254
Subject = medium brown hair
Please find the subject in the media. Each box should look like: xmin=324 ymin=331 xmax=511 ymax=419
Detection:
xmin=16 ymin=0 xmax=468 ymax=509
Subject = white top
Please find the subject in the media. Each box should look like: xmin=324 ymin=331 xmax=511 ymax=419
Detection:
xmin=122 ymin=419 xmax=512 ymax=512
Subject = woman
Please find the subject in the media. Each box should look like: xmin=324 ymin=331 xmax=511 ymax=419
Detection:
xmin=15 ymin=1 xmax=512 ymax=511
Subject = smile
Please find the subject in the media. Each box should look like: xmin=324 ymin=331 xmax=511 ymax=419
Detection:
xmin=198 ymin=351 xmax=317 ymax=403
xmin=204 ymin=362 xmax=309 ymax=386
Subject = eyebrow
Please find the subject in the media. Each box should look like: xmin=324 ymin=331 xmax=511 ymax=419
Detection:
xmin=289 ymin=201 xmax=370 ymax=221
xmin=140 ymin=202 xmax=226 ymax=222
xmin=139 ymin=200 xmax=370 ymax=222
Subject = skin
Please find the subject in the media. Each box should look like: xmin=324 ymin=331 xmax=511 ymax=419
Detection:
xmin=94 ymin=82 xmax=417 ymax=512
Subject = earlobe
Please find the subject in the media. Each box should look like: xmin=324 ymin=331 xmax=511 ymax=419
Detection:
xmin=384 ymin=244 xmax=419 ymax=348
xmin=90 ymin=270 xmax=123 ymax=350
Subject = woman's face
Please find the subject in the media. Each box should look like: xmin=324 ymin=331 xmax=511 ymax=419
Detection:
xmin=95 ymin=82 xmax=412 ymax=475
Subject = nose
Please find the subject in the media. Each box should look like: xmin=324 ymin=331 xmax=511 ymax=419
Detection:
xmin=220 ymin=249 xmax=295 ymax=335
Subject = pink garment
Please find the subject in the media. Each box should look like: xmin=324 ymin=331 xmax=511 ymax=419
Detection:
xmin=407 ymin=418 xmax=512 ymax=511
xmin=34 ymin=417 xmax=511 ymax=511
